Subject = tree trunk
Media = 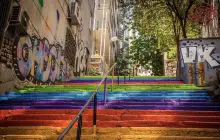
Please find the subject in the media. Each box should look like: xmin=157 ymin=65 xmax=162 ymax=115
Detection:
xmin=180 ymin=21 xmax=187 ymax=39
xmin=175 ymin=35 xmax=181 ymax=78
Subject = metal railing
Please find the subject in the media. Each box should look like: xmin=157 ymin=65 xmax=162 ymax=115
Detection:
xmin=58 ymin=63 xmax=116 ymax=140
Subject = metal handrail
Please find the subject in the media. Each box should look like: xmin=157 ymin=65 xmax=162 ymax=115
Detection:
xmin=58 ymin=63 xmax=116 ymax=140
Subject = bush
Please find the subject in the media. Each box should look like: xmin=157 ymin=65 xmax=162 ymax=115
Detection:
xmin=89 ymin=67 xmax=100 ymax=76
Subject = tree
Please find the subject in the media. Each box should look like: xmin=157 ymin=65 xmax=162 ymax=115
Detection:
xmin=130 ymin=36 xmax=163 ymax=75
xmin=116 ymin=48 xmax=131 ymax=76
xmin=118 ymin=0 xmax=201 ymax=76
xmin=119 ymin=0 xmax=199 ymax=38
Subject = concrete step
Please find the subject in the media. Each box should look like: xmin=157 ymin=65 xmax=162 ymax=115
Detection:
xmin=2 ymin=109 xmax=220 ymax=116
xmin=96 ymin=127 xmax=220 ymax=137
xmin=1 ymin=120 xmax=220 ymax=128
xmin=97 ymin=120 xmax=220 ymax=128
xmin=2 ymin=101 xmax=220 ymax=106
xmin=4 ymin=91 xmax=208 ymax=96
xmin=1 ymin=135 xmax=220 ymax=140
xmin=1 ymin=127 xmax=219 ymax=137
xmin=0 ymin=96 xmax=211 ymax=101
xmin=0 ymin=126 xmax=93 ymax=135
xmin=2 ymin=114 xmax=220 ymax=122
xmin=62 ymin=81 xmax=184 ymax=85
xmin=0 ymin=99 xmax=214 ymax=105
xmin=1 ymin=105 xmax=220 ymax=111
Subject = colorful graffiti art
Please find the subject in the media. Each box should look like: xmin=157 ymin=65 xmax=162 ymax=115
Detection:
xmin=188 ymin=2 xmax=218 ymax=26
xmin=180 ymin=39 xmax=220 ymax=86
xmin=184 ymin=62 xmax=205 ymax=86
xmin=75 ymin=41 xmax=90 ymax=74
xmin=13 ymin=35 xmax=67 ymax=84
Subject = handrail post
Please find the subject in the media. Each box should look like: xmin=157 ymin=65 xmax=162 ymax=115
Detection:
xmin=117 ymin=67 xmax=119 ymax=85
xmin=93 ymin=93 xmax=97 ymax=135
xmin=76 ymin=115 xmax=82 ymax=140
xmin=111 ymin=65 xmax=114 ymax=92
xmin=104 ymin=77 xmax=107 ymax=104
xmin=129 ymin=69 xmax=131 ymax=80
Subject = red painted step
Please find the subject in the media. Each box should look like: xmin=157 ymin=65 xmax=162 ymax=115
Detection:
xmin=0 ymin=120 xmax=92 ymax=127
xmin=1 ymin=109 xmax=220 ymax=128
xmin=2 ymin=109 xmax=220 ymax=117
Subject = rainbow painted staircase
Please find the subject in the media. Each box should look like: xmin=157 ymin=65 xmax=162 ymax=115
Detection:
xmin=0 ymin=77 xmax=220 ymax=140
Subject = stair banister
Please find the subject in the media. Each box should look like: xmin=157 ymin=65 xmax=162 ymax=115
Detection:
xmin=58 ymin=63 xmax=116 ymax=140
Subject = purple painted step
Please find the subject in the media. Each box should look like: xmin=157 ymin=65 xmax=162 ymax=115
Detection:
xmin=1 ymin=104 xmax=220 ymax=111
xmin=104 ymin=105 xmax=220 ymax=111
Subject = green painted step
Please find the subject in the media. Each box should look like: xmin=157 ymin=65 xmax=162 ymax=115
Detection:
xmin=15 ymin=85 xmax=201 ymax=92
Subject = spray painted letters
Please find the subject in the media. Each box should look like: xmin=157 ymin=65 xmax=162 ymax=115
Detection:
xmin=13 ymin=35 xmax=67 ymax=83
xmin=180 ymin=39 xmax=220 ymax=85
xmin=181 ymin=45 xmax=219 ymax=67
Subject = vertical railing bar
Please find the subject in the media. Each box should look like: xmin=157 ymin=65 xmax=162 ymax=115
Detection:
xmin=104 ymin=77 xmax=107 ymax=104
xmin=93 ymin=93 xmax=97 ymax=134
xmin=76 ymin=115 xmax=82 ymax=140
xmin=117 ymin=66 xmax=120 ymax=85
xmin=111 ymin=65 xmax=114 ymax=92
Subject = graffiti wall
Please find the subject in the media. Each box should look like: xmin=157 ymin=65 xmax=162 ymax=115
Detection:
xmin=75 ymin=41 xmax=90 ymax=75
xmin=13 ymin=35 xmax=68 ymax=84
xmin=180 ymin=38 xmax=220 ymax=86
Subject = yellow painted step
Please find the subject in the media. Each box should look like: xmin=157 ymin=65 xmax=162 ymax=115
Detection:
xmin=0 ymin=126 xmax=93 ymax=136
xmin=0 ymin=135 xmax=43 ymax=140
xmin=1 ymin=135 xmax=220 ymax=140
xmin=96 ymin=127 xmax=220 ymax=137
xmin=1 ymin=127 xmax=220 ymax=140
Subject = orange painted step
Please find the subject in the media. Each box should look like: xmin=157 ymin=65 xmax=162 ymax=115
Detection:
xmin=0 ymin=120 xmax=93 ymax=127
xmin=3 ymin=114 xmax=220 ymax=123
xmin=97 ymin=120 xmax=220 ymax=128
xmin=1 ymin=120 xmax=220 ymax=128
xmin=4 ymin=114 xmax=93 ymax=121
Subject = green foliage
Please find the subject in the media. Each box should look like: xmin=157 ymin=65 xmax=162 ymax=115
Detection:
xmin=118 ymin=0 xmax=201 ymax=76
xmin=168 ymin=47 xmax=177 ymax=59
xmin=89 ymin=67 xmax=100 ymax=76
xmin=116 ymin=49 xmax=131 ymax=76
xmin=130 ymin=36 xmax=163 ymax=75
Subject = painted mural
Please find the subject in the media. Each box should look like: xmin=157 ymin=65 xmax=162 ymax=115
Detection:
xmin=75 ymin=41 xmax=90 ymax=75
xmin=180 ymin=38 xmax=220 ymax=86
xmin=12 ymin=35 xmax=68 ymax=84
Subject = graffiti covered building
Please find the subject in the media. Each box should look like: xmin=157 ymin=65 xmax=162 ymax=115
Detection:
xmin=180 ymin=38 xmax=220 ymax=86
xmin=0 ymin=0 xmax=95 ymax=93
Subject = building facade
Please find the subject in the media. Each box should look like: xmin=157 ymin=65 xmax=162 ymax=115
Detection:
xmin=90 ymin=0 xmax=120 ymax=75
xmin=0 ymin=0 xmax=95 ymax=93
